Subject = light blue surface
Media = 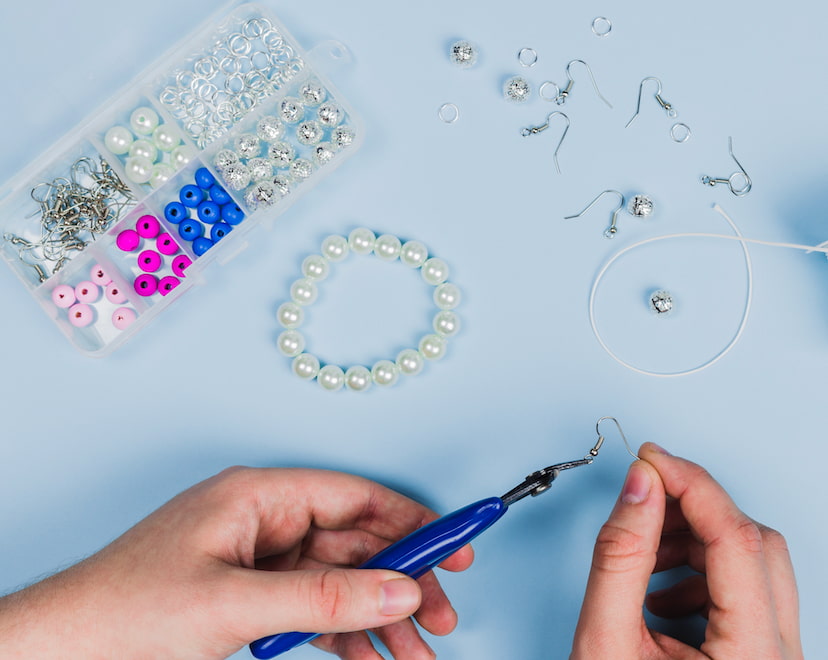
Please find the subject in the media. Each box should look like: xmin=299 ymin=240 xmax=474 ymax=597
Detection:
xmin=0 ymin=1 xmax=825 ymax=658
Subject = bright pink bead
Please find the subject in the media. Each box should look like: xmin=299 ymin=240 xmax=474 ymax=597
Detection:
xmin=133 ymin=273 xmax=158 ymax=297
xmin=105 ymin=281 xmax=128 ymax=304
xmin=158 ymin=276 xmax=181 ymax=296
xmin=137 ymin=250 xmax=162 ymax=273
xmin=111 ymin=307 xmax=137 ymax=330
xmin=156 ymin=232 xmax=179 ymax=255
xmin=171 ymin=254 xmax=192 ymax=278
xmin=68 ymin=303 xmax=94 ymax=328
xmin=90 ymin=264 xmax=112 ymax=286
xmin=116 ymin=228 xmax=141 ymax=252
xmin=136 ymin=215 xmax=161 ymax=239
xmin=74 ymin=281 xmax=100 ymax=304
xmin=51 ymin=284 xmax=76 ymax=308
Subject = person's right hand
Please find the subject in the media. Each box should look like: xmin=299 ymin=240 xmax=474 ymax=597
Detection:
xmin=571 ymin=442 xmax=803 ymax=659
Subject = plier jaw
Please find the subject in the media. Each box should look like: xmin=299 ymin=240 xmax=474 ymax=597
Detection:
xmin=500 ymin=458 xmax=594 ymax=506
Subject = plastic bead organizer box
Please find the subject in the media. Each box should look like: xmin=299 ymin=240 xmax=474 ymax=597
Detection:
xmin=0 ymin=2 xmax=362 ymax=356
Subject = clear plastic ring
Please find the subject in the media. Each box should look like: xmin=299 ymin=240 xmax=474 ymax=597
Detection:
xmin=518 ymin=47 xmax=538 ymax=67
xmin=671 ymin=122 xmax=691 ymax=143
xmin=438 ymin=103 xmax=460 ymax=124
xmin=592 ymin=17 xmax=612 ymax=37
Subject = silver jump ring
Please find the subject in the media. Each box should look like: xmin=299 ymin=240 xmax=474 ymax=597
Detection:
xmin=518 ymin=47 xmax=538 ymax=67
xmin=438 ymin=103 xmax=460 ymax=124
xmin=671 ymin=122 xmax=691 ymax=143
xmin=539 ymin=80 xmax=560 ymax=101
xmin=592 ymin=17 xmax=612 ymax=37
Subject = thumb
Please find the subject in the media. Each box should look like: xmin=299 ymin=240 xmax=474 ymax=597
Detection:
xmin=228 ymin=567 xmax=422 ymax=640
xmin=572 ymin=459 xmax=665 ymax=657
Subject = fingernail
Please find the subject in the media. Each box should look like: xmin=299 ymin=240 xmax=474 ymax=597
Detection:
xmin=648 ymin=442 xmax=671 ymax=456
xmin=380 ymin=578 xmax=420 ymax=616
xmin=621 ymin=462 xmax=652 ymax=505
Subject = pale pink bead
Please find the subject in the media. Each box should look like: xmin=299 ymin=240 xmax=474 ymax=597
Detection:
xmin=74 ymin=281 xmax=100 ymax=304
xmin=90 ymin=264 xmax=112 ymax=286
xmin=51 ymin=284 xmax=76 ymax=308
xmin=68 ymin=303 xmax=94 ymax=328
xmin=105 ymin=281 xmax=128 ymax=304
xmin=111 ymin=307 xmax=137 ymax=330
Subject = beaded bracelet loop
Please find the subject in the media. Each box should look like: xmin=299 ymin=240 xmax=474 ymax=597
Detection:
xmin=276 ymin=228 xmax=461 ymax=391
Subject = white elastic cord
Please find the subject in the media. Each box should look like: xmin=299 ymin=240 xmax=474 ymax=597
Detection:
xmin=588 ymin=204 xmax=828 ymax=377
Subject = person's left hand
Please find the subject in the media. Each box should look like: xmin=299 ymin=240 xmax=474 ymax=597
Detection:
xmin=0 ymin=467 xmax=474 ymax=659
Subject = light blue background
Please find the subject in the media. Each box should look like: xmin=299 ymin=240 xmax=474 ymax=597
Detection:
xmin=0 ymin=1 xmax=825 ymax=658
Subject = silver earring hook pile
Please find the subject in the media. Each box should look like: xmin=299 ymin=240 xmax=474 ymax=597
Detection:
xmin=565 ymin=189 xmax=625 ymax=238
xmin=625 ymin=76 xmax=677 ymax=128
xmin=701 ymin=136 xmax=752 ymax=196
xmin=520 ymin=111 xmax=570 ymax=174
xmin=3 ymin=157 xmax=134 ymax=282
xmin=552 ymin=59 xmax=613 ymax=109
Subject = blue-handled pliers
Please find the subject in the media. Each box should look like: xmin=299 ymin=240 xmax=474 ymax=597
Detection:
xmin=250 ymin=417 xmax=635 ymax=658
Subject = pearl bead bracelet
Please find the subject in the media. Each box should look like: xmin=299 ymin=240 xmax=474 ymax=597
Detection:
xmin=276 ymin=229 xmax=461 ymax=392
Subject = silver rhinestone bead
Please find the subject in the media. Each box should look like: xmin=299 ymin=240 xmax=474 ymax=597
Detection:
xmin=256 ymin=116 xmax=285 ymax=142
xmin=317 ymin=101 xmax=343 ymax=127
xmin=234 ymin=133 xmax=261 ymax=159
xmin=245 ymin=180 xmax=279 ymax=209
xmin=449 ymin=40 xmax=478 ymax=68
xmin=214 ymin=149 xmax=239 ymax=170
xmin=222 ymin=162 xmax=252 ymax=191
xmin=289 ymin=158 xmax=314 ymax=180
xmin=267 ymin=141 xmax=295 ymax=167
xmin=331 ymin=125 xmax=355 ymax=149
xmin=503 ymin=76 xmax=531 ymax=103
xmin=649 ymin=290 xmax=674 ymax=315
xmin=279 ymin=97 xmax=304 ymax=123
xmin=272 ymin=174 xmax=291 ymax=197
xmin=248 ymin=157 xmax=273 ymax=181
xmin=296 ymin=120 xmax=324 ymax=145
xmin=299 ymin=79 xmax=327 ymax=106
xmin=312 ymin=142 xmax=336 ymax=166
xmin=629 ymin=194 xmax=654 ymax=218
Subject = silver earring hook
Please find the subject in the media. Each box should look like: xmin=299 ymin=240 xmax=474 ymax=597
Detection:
xmin=700 ymin=136 xmax=752 ymax=196
xmin=555 ymin=59 xmax=613 ymax=108
xmin=520 ymin=111 xmax=570 ymax=174
xmin=564 ymin=189 xmax=625 ymax=238
xmin=624 ymin=76 xmax=677 ymax=128
xmin=594 ymin=416 xmax=639 ymax=460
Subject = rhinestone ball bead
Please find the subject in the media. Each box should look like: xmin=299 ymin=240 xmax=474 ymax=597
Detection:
xmin=649 ymin=290 xmax=674 ymax=315
xmin=256 ymin=116 xmax=285 ymax=142
xmin=503 ymin=76 xmax=532 ymax=103
xmin=450 ymin=40 xmax=478 ymax=68
xmin=629 ymin=195 xmax=655 ymax=218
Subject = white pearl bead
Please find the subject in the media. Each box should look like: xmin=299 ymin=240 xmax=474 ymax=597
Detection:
xmin=302 ymin=254 xmax=330 ymax=281
xmin=277 ymin=330 xmax=305 ymax=357
xmin=318 ymin=365 xmax=345 ymax=391
xmin=372 ymin=359 xmax=400 ymax=386
xmin=419 ymin=334 xmax=447 ymax=360
xmin=124 ymin=156 xmax=153 ymax=184
xmin=277 ymin=302 xmax=304 ymax=328
xmin=373 ymin=234 xmax=402 ymax=261
xmin=396 ymin=348 xmax=424 ymax=376
xmin=433 ymin=311 xmax=461 ymax=337
xmin=171 ymin=144 xmax=196 ymax=169
xmin=421 ymin=257 xmax=450 ymax=285
xmin=348 ymin=228 xmax=376 ymax=255
xmin=290 ymin=278 xmax=318 ymax=306
xmin=104 ymin=126 xmax=133 ymax=155
xmin=321 ymin=234 xmax=349 ymax=262
xmin=434 ymin=283 xmax=461 ymax=309
xmin=345 ymin=365 xmax=372 ymax=391
xmin=153 ymin=124 xmax=181 ymax=152
xmin=400 ymin=240 xmax=428 ymax=268
xmin=129 ymin=139 xmax=158 ymax=163
xmin=292 ymin=353 xmax=320 ymax=380
xmin=130 ymin=106 xmax=159 ymax=135
xmin=149 ymin=163 xmax=175 ymax=189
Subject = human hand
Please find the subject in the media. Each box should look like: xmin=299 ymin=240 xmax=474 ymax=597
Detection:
xmin=571 ymin=443 xmax=802 ymax=659
xmin=0 ymin=467 xmax=474 ymax=660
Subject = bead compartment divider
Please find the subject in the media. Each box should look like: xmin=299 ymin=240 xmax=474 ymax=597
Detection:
xmin=0 ymin=2 xmax=362 ymax=356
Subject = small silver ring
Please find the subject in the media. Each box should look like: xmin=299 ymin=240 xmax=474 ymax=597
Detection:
xmin=670 ymin=122 xmax=691 ymax=143
xmin=518 ymin=47 xmax=538 ymax=67
xmin=539 ymin=81 xmax=560 ymax=102
xmin=438 ymin=102 xmax=460 ymax=124
xmin=592 ymin=17 xmax=612 ymax=37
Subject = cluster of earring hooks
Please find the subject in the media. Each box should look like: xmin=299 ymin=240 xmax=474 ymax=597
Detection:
xmin=160 ymin=17 xmax=305 ymax=149
xmin=3 ymin=157 xmax=134 ymax=283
